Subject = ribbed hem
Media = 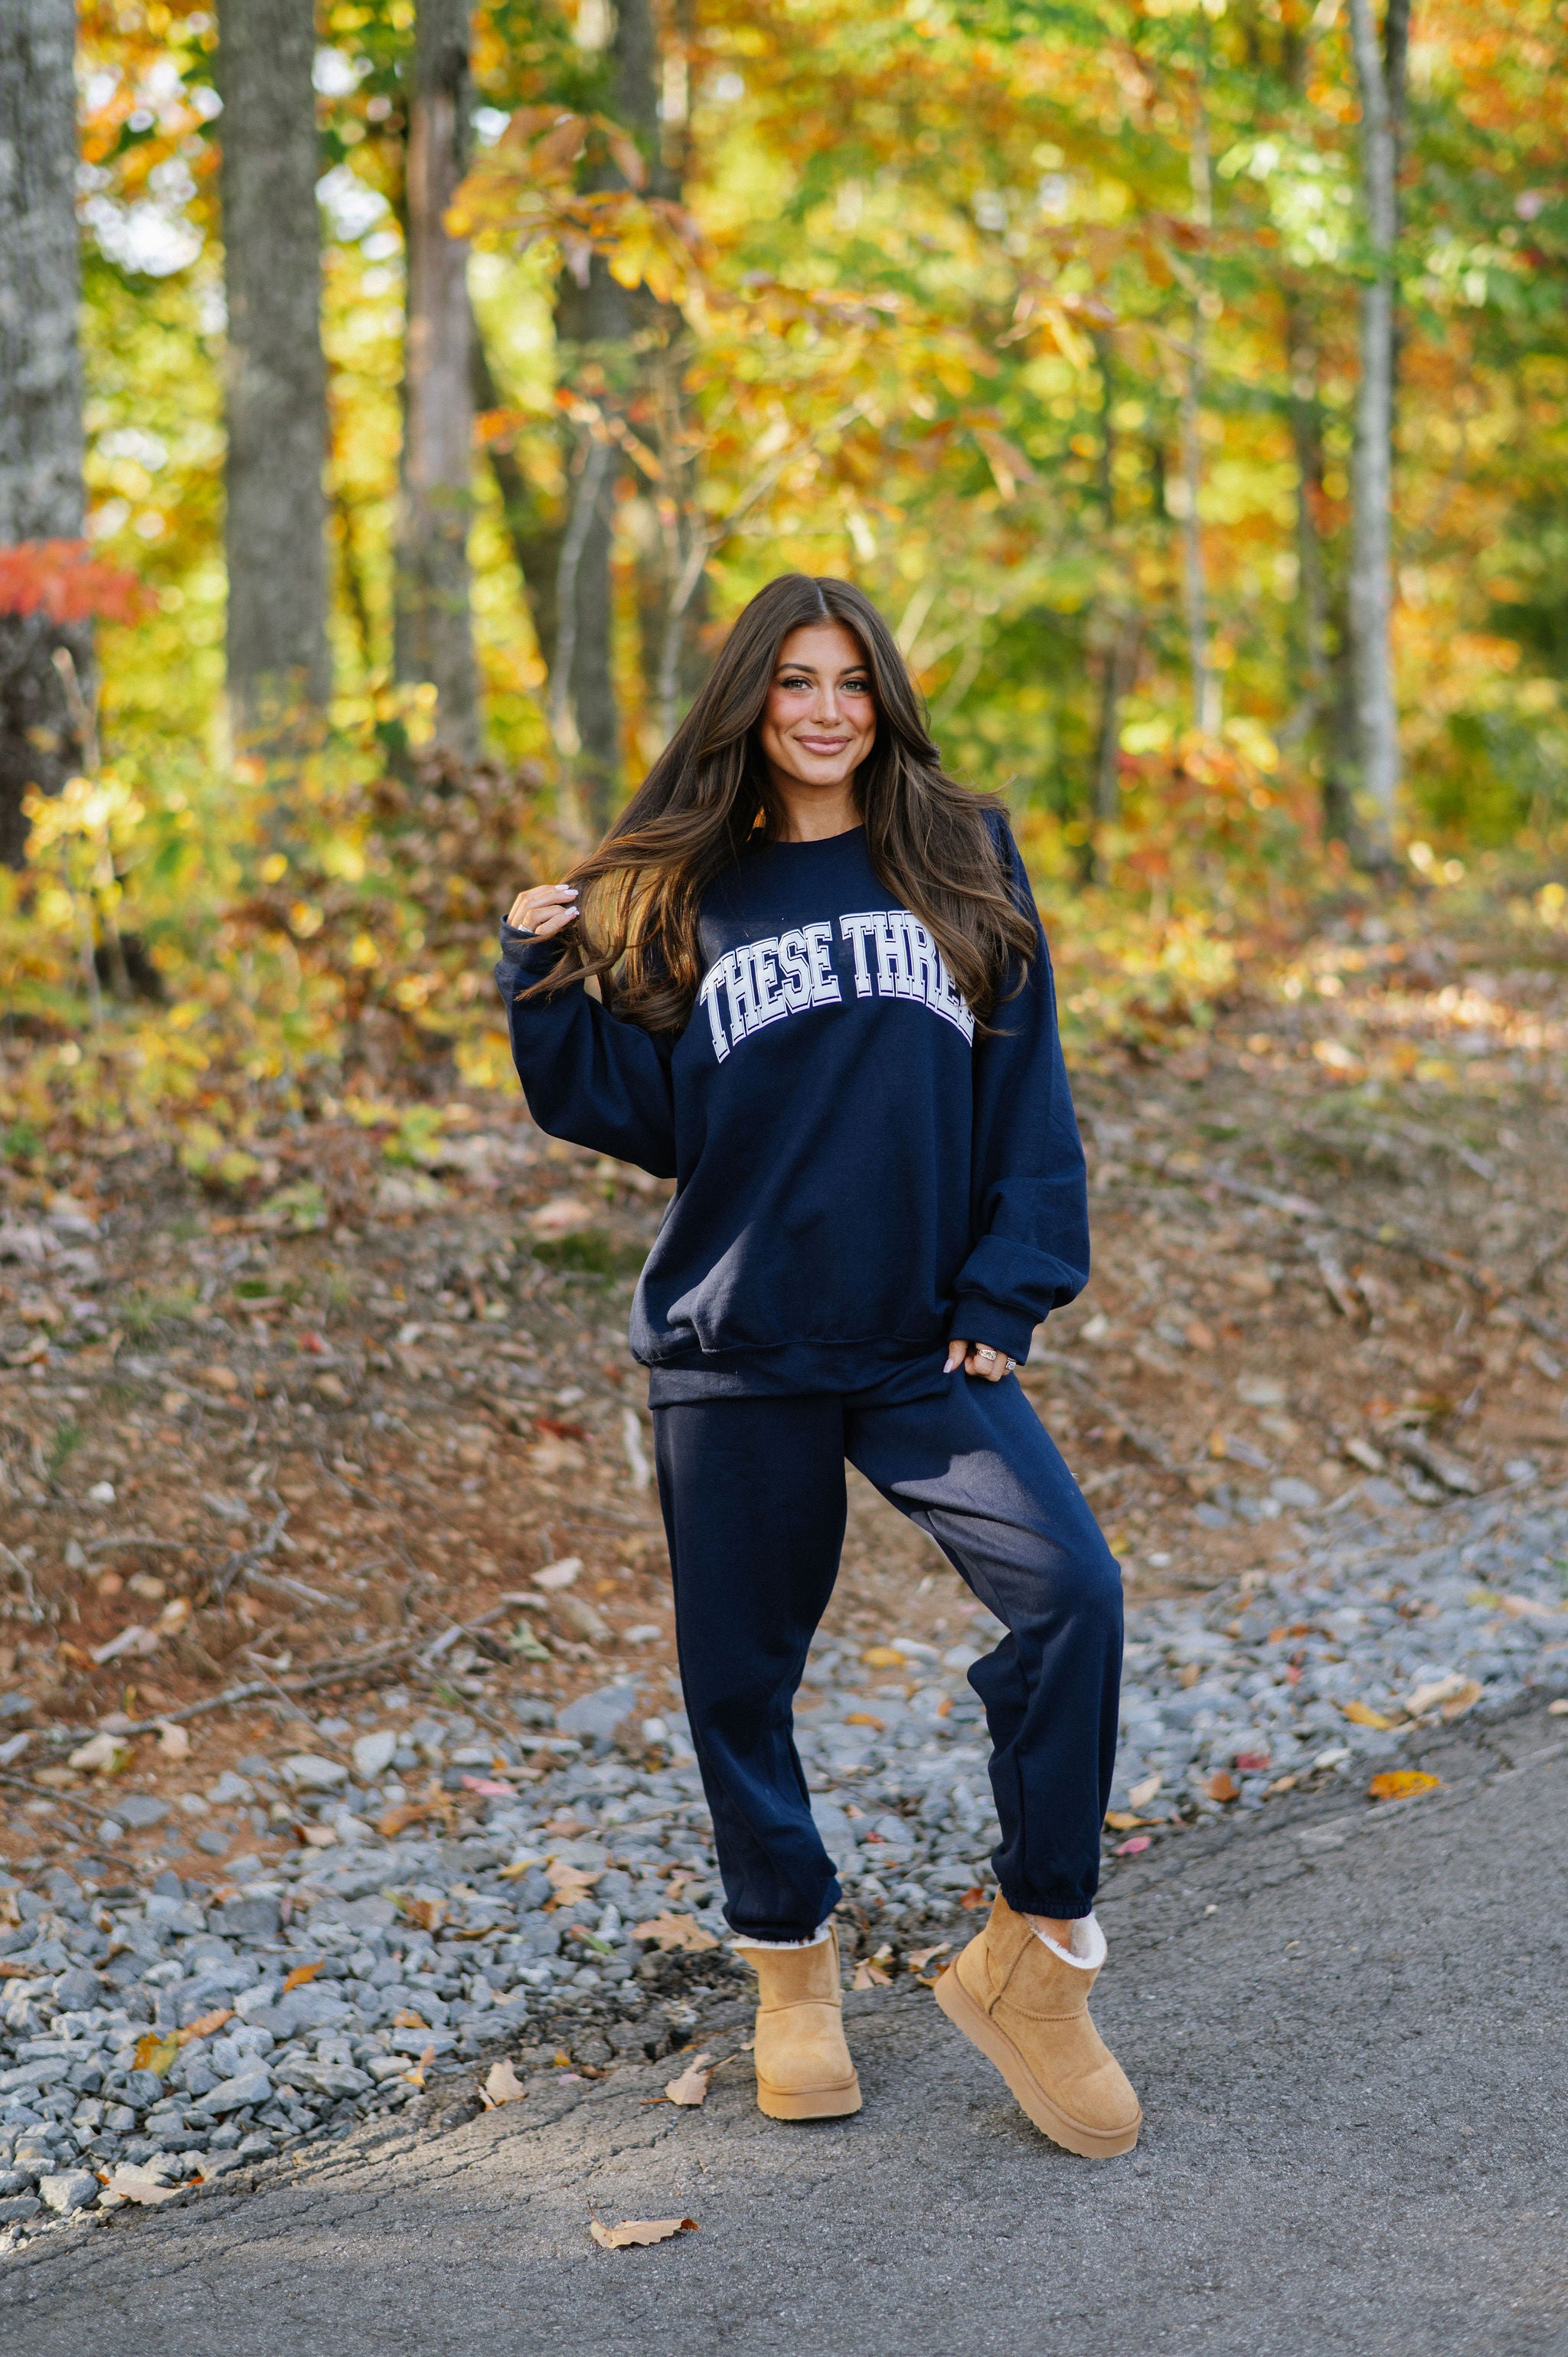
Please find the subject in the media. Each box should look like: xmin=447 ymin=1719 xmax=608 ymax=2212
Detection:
xmin=949 ymin=1296 xmax=1037 ymax=1365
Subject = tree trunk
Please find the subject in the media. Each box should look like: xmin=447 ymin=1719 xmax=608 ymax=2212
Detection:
xmin=471 ymin=326 xmax=560 ymax=676
xmin=0 ymin=0 xmax=88 ymax=866
xmin=217 ymin=0 xmax=331 ymax=746
xmin=394 ymin=0 xmax=479 ymax=762
xmin=1178 ymin=67 xmax=1220 ymax=739
xmin=1094 ymin=614 xmax=1142 ymax=830
xmin=1347 ymin=0 xmax=1407 ymax=857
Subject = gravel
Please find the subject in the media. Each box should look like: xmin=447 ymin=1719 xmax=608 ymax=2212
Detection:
xmin=2 ymin=1475 xmax=1563 ymax=2253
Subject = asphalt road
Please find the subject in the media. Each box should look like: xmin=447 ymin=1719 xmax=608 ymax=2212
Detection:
xmin=5 ymin=1703 xmax=1566 ymax=2357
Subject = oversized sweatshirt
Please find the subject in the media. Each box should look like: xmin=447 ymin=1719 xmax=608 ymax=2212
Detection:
xmin=494 ymin=819 xmax=1089 ymax=1401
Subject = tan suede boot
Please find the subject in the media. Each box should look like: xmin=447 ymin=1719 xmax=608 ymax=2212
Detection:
xmin=733 ymin=1926 xmax=862 ymax=2121
xmin=934 ymin=1894 xmax=1141 ymax=2157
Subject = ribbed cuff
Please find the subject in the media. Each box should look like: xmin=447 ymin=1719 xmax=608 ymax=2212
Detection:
xmin=949 ymin=1296 xmax=1036 ymax=1365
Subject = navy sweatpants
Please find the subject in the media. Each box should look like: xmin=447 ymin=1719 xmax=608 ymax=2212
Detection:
xmin=652 ymin=1375 xmax=1122 ymax=1943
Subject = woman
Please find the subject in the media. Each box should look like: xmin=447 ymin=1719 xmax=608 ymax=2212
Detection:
xmin=497 ymin=575 xmax=1138 ymax=2158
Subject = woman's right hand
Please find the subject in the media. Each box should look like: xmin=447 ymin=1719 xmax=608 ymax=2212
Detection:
xmin=507 ymin=882 xmax=580 ymax=940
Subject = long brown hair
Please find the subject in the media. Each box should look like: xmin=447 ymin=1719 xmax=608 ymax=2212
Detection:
xmin=533 ymin=574 xmax=1035 ymax=1031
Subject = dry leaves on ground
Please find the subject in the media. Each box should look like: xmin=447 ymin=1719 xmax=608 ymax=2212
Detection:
xmin=633 ymin=1911 xmax=718 ymax=1953
xmin=479 ymin=2058 xmax=528 ymax=2108
xmin=851 ymin=1959 xmax=891 ymax=1989
xmin=546 ymin=1858 xmax=604 ymax=1908
xmin=102 ymin=2165 xmax=185 ymax=2207
xmin=662 ymin=2051 xmax=712 ymax=2107
xmin=1368 ymin=1770 xmax=1442 ymax=1802
xmin=283 ymin=1960 xmax=323 ymax=1992
xmin=1341 ymin=1701 xmax=1398 ymax=1731
xmin=590 ymin=2216 xmax=699 ymax=2251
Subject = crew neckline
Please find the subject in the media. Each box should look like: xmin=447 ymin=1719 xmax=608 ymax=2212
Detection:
xmin=753 ymin=822 xmax=865 ymax=852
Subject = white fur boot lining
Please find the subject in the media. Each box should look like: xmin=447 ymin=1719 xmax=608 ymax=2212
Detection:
xmin=731 ymin=1924 xmax=833 ymax=1953
xmin=1029 ymin=1911 xmax=1106 ymax=1971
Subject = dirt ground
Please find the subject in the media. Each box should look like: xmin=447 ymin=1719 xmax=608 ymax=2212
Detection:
xmin=2 ymin=884 xmax=1566 ymax=1885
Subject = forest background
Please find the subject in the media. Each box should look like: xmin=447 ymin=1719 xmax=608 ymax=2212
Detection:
xmin=2 ymin=0 xmax=1567 ymax=1182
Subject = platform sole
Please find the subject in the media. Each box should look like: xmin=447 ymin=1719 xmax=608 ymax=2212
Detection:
xmin=933 ymin=1965 xmax=1140 ymax=2158
xmin=755 ymin=2071 xmax=863 ymax=2121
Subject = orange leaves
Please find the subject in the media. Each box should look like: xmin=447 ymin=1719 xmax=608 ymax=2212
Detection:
xmin=0 ymin=541 xmax=150 ymax=626
xmin=282 ymin=1960 xmax=324 ymax=1993
xmin=1368 ymin=1771 xmax=1442 ymax=1803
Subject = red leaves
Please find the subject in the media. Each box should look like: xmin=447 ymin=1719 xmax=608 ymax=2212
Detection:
xmin=0 ymin=541 xmax=149 ymax=626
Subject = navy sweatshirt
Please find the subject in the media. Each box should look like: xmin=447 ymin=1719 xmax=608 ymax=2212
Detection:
xmin=494 ymin=820 xmax=1089 ymax=1401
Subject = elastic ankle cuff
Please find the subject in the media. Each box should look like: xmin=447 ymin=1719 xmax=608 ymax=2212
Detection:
xmin=732 ymin=1924 xmax=833 ymax=1953
xmin=1027 ymin=1911 xmax=1106 ymax=1971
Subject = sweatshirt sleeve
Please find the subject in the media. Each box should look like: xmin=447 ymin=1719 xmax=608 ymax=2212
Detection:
xmin=494 ymin=923 xmax=678 ymax=1179
xmin=949 ymin=826 xmax=1089 ymax=1365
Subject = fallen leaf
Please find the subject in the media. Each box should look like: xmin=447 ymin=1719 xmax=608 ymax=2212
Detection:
xmin=844 ymin=1711 xmax=887 ymax=1732
xmin=496 ymin=1855 xmax=545 ymax=1880
xmin=404 ymin=2043 xmax=436 ymax=2090
xmin=68 ymin=1731 xmax=129 ymax=1773
xmin=906 ymin=1943 xmax=950 ymax=1973
xmin=532 ymin=1554 xmax=583 ymax=1591
xmin=633 ymin=1911 xmax=719 ymax=1953
xmin=1549 ymin=1698 xmax=1568 ymax=1717
xmin=378 ymin=1801 xmax=445 ymax=1837
xmin=590 ymin=2216 xmax=699 ymax=2251
xmin=132 ymin=2030 xmax=180 ymax=2076
xmin=1340 ymin=1700 xmax=1397 ymax=1730
xmin=860 ymin=1646 xmax=904 ymax=1669
xmin=393 ymin=2007 xmax=430 ymax=2030
xmin=178 ymin=2007 xmax=232 ymax=2046
xmin=1115 ymin=1834 xmax=1152 ymax=1856
xmin=155 ymin=1720 xmax=190 ymax=1760
xmin=283 ymin=1960 xmax=324 ymax=1992
xmin=546 ymin=1858 xmax=605 ymax=1908
xmin=106 ymin=2165 xmax=183 ymax=2206
xmin=461 ymin=1775 xmax=517 ymax=1798
xmin=663 ymin=2051 xmax=712 ymax=2106
xmin=1368 ymin=1770 xmax=1442 ymax=1803
xmin=1184 ymin=1319 xmax=1216 ymax=1352
xmin=1234 ymin=1751 xmax=1272 ymax=1773
xmin=1405 ymin=1673 xmax=1484 ymax=1720
xmin=851 ymin=1959 xmax=892 ymax=1989
xmin=1103 ymin=1811 xmax=1150 ymax=1832
xmin=401 ymin=1895 xmax=446 ymax=1932
xmin=1206 ymin=1770 xmax=1240 ymax=1803
xmin=479 ymin=2058 xmax=528 ymax=2109
xmin=1128 ymin=1772 xmax=1162 ymax=1808
xmin=958 ymin=1888 xmax=989 ymax=1911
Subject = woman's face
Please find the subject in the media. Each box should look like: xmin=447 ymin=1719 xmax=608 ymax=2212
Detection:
xmin=757 ymin=621 xmax=877 ymax=799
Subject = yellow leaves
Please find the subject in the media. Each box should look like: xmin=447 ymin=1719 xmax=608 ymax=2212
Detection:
xmin=132 ymin=2030 xmax=180 ymax=2076
xmin=479 ymin=2059 xmax=528 ymax=2109
xmin=860 ymin=1646 xmax=904 ymax=1669
xmin=843 ymin=1711 xmax=887 ymax=1732
xmin=393 ymin=2008 xmax=429 ymax=2031
xmin=282 ymin=1960 xmax=324 ymax=1993
xmin=633 ymin=1912 xmax=719 ymax=1953
xmin=1368 ymin=1770 xmax=1442 ymax=1803
xmin=851 ymin=1959 xmax=892 ymax=1989
xmin=1405 ymin=1674 xmax=1483 ymax=1721
xmin=590 ymin=2217 xmax=698 ymax=2251
xmin=1340 ymin=1700 xmax=1397 ymax=1730
xmin=662 ymin=2051 xmax=712 ymax=2107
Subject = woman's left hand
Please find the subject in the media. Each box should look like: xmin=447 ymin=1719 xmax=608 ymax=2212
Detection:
xmin=945 ymin=1338 xmax=1016 ymax=1382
